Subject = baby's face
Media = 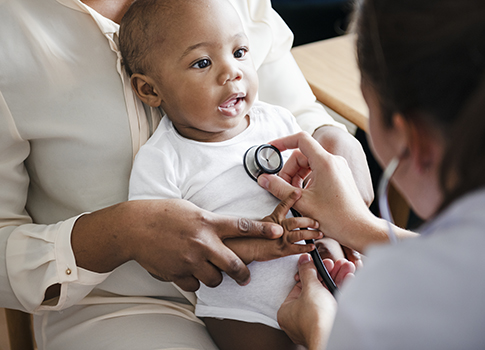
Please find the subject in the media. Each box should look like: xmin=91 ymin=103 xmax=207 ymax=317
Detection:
xmin=148 ymin=0 xmax=258 ymax=142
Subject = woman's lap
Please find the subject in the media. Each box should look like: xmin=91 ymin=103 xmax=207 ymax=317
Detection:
xmin=35 ymin=303 xmax=219 ymax=350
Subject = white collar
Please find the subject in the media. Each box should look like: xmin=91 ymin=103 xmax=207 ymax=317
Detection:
xmin=56 ymin=0 xmax=119 ymax=35
xmin=55 ymin=0 xmax=157 ymax=159
xmin=419 ymin=187 xmax=485 ymax=236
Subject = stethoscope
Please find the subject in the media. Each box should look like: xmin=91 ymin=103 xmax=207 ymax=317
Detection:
xmin=377 ymin=156 xmax=400 ymax=244
xmin=377 ymin=150 xmax=410 ymax=244
xmin=244 ymin=144 xmax=339 ymax=295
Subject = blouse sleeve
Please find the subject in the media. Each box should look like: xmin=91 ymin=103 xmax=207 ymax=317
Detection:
xmin=0 ymin=91 xmax=110 ymax=313
xmin=240 ymin=0 xmax=348 ymax=134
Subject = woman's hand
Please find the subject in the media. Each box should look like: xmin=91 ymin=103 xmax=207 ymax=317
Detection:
xmin=71 ymin=198 xmax=285 ymax=292
xmin=277 ymin=254 xmax=354 ymax=350
xmin=224 ymin=191 xmax=323 ymax=264
xmin=258 ymin=132 xmax=384 ymax=253
xmin=315 ymin=238 xmax=363 ymax=269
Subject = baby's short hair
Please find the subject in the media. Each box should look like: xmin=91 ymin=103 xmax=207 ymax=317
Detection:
xmin=119 ymin=0 xmax=175 ymax=76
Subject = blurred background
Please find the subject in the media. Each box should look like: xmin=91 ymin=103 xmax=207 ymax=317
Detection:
xmin=272 ymin=0 xmax=353 ymax=46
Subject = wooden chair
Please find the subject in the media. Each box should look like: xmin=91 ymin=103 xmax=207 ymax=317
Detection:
xmin=5 ymin=309 xmax=35 ymax=350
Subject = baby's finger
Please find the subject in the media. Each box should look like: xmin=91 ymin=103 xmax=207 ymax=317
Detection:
xmin=286 ymin=228 xmax=323 ymax=244
xmin=283 ymin=216 xmax=319 ymax=232
xmin=267 ymin=190 xmax=302 ymax=222
xmin=283 ymin=241 xmax=318 ymax=256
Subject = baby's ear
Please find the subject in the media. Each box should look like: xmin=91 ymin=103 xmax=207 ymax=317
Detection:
xmin=131 ymin=74 xmax=162 ymax=107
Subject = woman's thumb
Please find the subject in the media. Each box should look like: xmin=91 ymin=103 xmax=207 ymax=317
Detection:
xmin=258 ymin=174 xmax=296 ymax=201
xmin=297 ymin=254 xmax=321 ymax=289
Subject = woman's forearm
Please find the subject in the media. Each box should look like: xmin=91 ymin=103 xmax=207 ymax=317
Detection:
xmin=71 ymin=201 xmax=136 ymax=273
xmin=70 ymin=198 xmax=285 ymax=293
xmin=44 ymin=202 xmax=141 ymax=301
xmin=338 ymin=214 xmax=418 ymax=254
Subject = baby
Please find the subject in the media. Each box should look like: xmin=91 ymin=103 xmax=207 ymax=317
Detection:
xmin=120 ymin=0 xmax=325 ymax=348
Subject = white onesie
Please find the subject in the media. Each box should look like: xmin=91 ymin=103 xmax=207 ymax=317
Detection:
xmin=129 ymin=101 xmax=302 ymax=329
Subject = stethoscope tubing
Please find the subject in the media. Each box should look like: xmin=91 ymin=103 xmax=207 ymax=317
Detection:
xmin=290 ymin=208 xmax=339 ymax=296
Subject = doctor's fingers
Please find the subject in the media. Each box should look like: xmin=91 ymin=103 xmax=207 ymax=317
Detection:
xmin=296 ymin=254 xmax=326 ymax=291
xmin=342 ymin=245 xmax=364 ymax=269
xmin=278 ymin=149 xmax=312 ymax=188
xmin=323 ymin=258 xmax=355 ymax=289
xmin=272 ymin=132 xmax=344 ymax=184
xmin=258 ymin=173 xmax=299 ymax=203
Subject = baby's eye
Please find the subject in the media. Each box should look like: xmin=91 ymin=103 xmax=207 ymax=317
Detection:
xmin=192 ymin=58 xmax=211 ymax=69
xmin=234 ymin=48 xmax=248 ymax=59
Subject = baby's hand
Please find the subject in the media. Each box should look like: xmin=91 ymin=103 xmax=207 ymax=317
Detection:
xmin=224 ymin=191 xmax=322 ymax=264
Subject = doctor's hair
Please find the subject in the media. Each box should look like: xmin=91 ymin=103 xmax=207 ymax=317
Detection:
xmin=351 ymin=0 xmax=485 ymax=210
xmin=119 ymin=0 xmax=179 ymax=77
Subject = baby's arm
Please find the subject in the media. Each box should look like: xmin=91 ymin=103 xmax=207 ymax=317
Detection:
xmin=224 ymin=192 xmax=322 ymax=264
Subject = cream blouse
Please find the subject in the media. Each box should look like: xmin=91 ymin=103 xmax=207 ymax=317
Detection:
xmin=0 ymin=0 xmax=345 ymax=316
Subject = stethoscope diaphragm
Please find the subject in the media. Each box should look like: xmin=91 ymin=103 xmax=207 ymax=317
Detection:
xmin=244 ymin=144 xmax=283 ymax=181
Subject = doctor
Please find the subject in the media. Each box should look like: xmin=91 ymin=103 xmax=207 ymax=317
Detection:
xmin=259 ymin=0 xmax=485 ymax=348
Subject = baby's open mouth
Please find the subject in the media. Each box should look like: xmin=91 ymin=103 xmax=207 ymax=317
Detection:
xmin=220 ymin=97 xmax=241 ymax=109
xmin=218 ymin=93 xmax=245 ymax=116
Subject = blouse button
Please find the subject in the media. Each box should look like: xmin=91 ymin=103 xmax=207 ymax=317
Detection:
xmin=66 ymin=268 xmax=72 ymax=275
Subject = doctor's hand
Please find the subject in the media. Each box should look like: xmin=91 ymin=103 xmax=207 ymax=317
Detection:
xmin=70 ymin=198 xmax=285 ymax=293
xmin=224 ymin=191 xmax=322 ymax=264
xmin=277 ymin=254 xmax=353 ymax=350
xmin=258 ymin=132 xmax=376 ymax=253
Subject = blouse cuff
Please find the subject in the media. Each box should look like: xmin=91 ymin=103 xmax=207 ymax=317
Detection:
xmin=7 ymin=214 xmax=111 ymax=313
xmin=296 ymin=108 xmax=348 ymax=136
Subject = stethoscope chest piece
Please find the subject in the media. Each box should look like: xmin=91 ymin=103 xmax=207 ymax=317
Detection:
xmin=244 ymin=144 xmax=283 ymax=181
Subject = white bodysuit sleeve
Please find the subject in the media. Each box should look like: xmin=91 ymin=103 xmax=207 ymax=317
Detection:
xmin=0 ymin=91 xmax=110 ymax=313
xmin=129 ymin=141 xmax=182 ymax=201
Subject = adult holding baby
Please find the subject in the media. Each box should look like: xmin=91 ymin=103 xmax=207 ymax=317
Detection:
xmin=258 ymin=0 xmax=485 ymax=348
xmin=0 ymin=0 xmax=371 ymax=348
